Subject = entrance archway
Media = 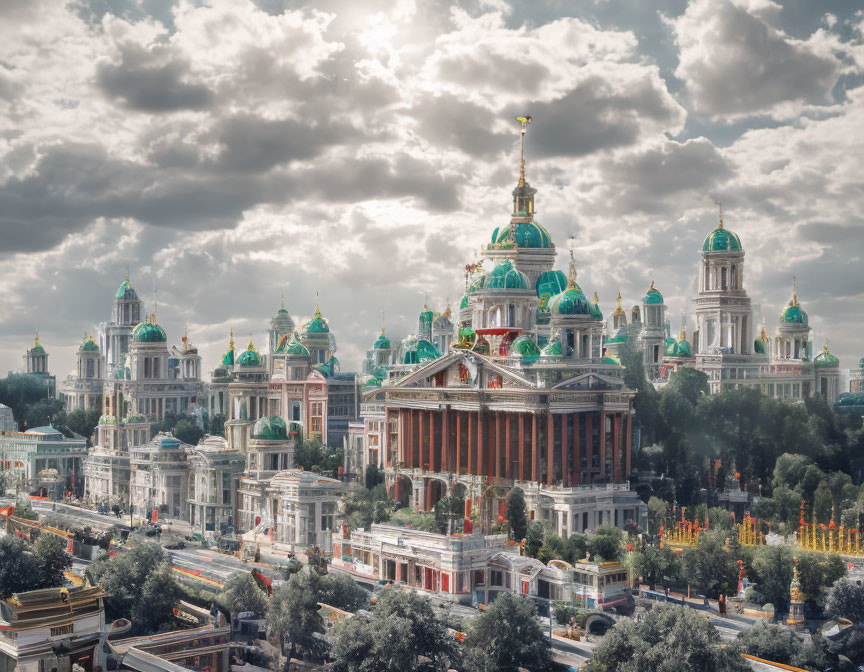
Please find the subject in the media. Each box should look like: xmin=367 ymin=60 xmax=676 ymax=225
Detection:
xmin=426 ymin=479 xmax=446 ymax=511
xmin=394 ymin=474 xmax=412 ymax=508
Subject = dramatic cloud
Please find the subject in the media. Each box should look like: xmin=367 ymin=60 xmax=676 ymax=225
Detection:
xmin=0 ymin=0 xmax=862 ymax=380
xmin=670 ymin=0 xmax=842 ymax=117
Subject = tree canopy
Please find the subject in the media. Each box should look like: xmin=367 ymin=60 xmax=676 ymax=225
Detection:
xmin=462 ymin=591 xmax=554 ymax=672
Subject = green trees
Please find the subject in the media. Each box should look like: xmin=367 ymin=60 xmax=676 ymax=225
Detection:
xmin=267 ymin=568 xmax=326 ymax=663
xmin=633 ymin=545 xmax=682 ymax=590
xmin=506 ymin=487 xmax=529 ymax=541
xmin=89 ymin=542 xmax=180 ymax=634
xmin=319 ymin=571 xmax=369 ymax=612
xmin=587 ymin=525 xmax=624 ymax=562
xmin=32 ymin=534 xmax=72 ymax=588
xmin=218 ymin=572 xmax=268 ymax=617
xmin=341 ymin=484 xmax=391 ymax=530
xmin=150 ymin=413 xmax=204 ymax=445
xmin=683 ymin=531 xmax=738 ymax=596
xmin=586 ymin=604 xmax=748 ymax=672
xmin=0 ymin=537 xmax=38 ymax=598
xmin=826 ymin=579 xmax=864 ymax=621
xmin=462 ymin=592 xmax=553 ymax=672
xmin=0 ymin=374 xmax=50 ymax=425
xmin=295 ymin=438 xmax=343 ymax=477
xmin=749 ymin=545 xmax=794 ymax=611
xmin=330 ymin=589 xmax=456 ymax=672
xmin=735 ymin=622 xmax=806 ymax=666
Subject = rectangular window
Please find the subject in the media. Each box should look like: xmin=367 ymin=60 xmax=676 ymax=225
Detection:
xmin=51 ymin=624 xmax=73 ymax=637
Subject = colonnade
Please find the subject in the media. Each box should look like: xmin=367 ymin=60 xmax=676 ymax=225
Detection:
xmin=387 ymin=407 xmax=631 ymax=487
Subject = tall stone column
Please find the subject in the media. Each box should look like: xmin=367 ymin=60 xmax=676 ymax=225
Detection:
xmin=477 ymin=411 xmax=484 ymax=476
xmin=573 ymin=413 xmax=580 ymax=485
xmin=441 ymin=408 xmax=449 ymax=473
xmin=613 ymin=414 xmax=621 ymax=482
xmin=456 ymin=411 xmax=462 ymax=475
xmin=518 ymin=415 xmax=525 ymax=481
xmin=505 ymin=416 xmax=512 ymax=480
xmin=418 ymin=411 xmax=425 ymax=471
xmin=585 ymin=413 xmax=593 ymax=481
xmin=531 ymin=414 xmax=538 ymax=482
xmin=467 ymin=413 xmax=474 ymax=477
xmin=625 ymin=413 xmax=632 ymax=478
xmin=599 ymin=411 xmax=607 ymax=480
xmin=561 ymin=413 xmax=569 ymax=488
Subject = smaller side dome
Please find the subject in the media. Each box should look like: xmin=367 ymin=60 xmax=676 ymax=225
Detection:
xmin=374 ymin=330 xmax=391 ymax=350
xmin=81 ymin=334 xmax=99 ymax=352
xmin=460 ymin=294 xmax=469 ymax=309
xmin=548 ymin=286 xmax=590 ymax=316
xmin=677 ymin=337 xmax=691 ymax=358
xmin=589 ymin=292 xmax=603 ymax=320
xmin=702 ymin=227 xmax=742 ymax=252
xmin=814 ymin=345 xmax=839 ymax=368
xmin=116 ymin=276 xmax=138 ymax=299
xmin=664 ymin=337 xmax=679 ymax=357
xmin=481 ymin=260 xmax=530 ymax=291
xmin=133 ymin=321 xmax=167 ymax=343
xmin=252 ymin=415 xmax=288 ymax=441
xmin=643 ymin=281 xmax=664 ymax=305
xmin=314 ymin=355 xmax=340 ymax=378
xmin=237 ymin=337 xmax=261 ymax=367
xmin=509 ymin=335 xmax=540 ymax=361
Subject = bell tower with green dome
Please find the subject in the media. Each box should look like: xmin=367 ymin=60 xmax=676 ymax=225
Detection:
xmin=102 ymin=275 xmax=144 ymax=374
xmin=773 ymin=277 xmax=812 ymax=362
xmin=484 ymin=117 xmax=557 ymax=290
xmin=640 ymin=280 xmax=667 ymax=378
xmin=692 ymin=204 xmax=759 ymax=393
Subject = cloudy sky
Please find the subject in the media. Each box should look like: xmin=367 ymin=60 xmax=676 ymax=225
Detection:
xmin=1 ymin=0 xmax=862 ymax=382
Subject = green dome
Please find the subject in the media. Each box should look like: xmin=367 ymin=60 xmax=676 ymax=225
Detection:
xmin=643 ymin=283 xmax=664 ymax=305
xmin=221 ymin=348 xmax=235 ymax=367
xmin=460 ymin=294 xmax=469 ymax=309
xmin=304 ymin=316 xmax=329 ymax=334
xmin=547 ymin=283 xmax=594 ymax=317
xmin=492 ymin=221 xmax=553 ymax=249
xmin=252 ymin=416 xmax=288 ymax=441
xmin=419 ymin=306 xmax=434 ymax=324
xmin=99 ymin=414 xmax=117 ymax=425
xmin=509 ymin=335 xmax=540 ymax=361
xmin=480 ymin=260 xmax=530 ymax=291
xmin=664 ymin=337 xmax=679 ymax=357
xmin=276 ymin=334 xmax=310 ymax=357
xmin=677 ymin=339 xmax=691 ymax=357
xmin=535 ymin=270 xmax=568 ymax=303
xmin=754 ymin=338 xmax=766 ymax=355
xmin=402 ymin=338 xmax=441 ymax=364
xmin=362 ymin=375 xmax=382 ymax=388
xmin=602 ymin=354 xmax=621 ymax=365
xmin=238 ymin=348 xmax=261 ymax=367
xmin=81 ymin=335 xmax=99 ymax=351
xmin=780 ymin=303 xmax=808 ymax=325
xmin=703 ymin=227 xmax=742 ymax=252
xmin=133 ymin=321 xmax=167 ymax=343
xmin=373 ymin=332 xmax=391 ymax=350
xmin=814 ymin=346 xmax=839 ymax=368
xmin=541 ymin=338 xmax=562 ymax=357
xmin=116 ymin=277 xmax=138 ymax=299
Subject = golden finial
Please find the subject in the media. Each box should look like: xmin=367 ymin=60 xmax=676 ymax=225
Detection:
xmin=381 ymin=311 xmax=386 ymax=337
xmin=314 ymin=292 xmax=322 ymax=318
xmin=566 ymin=239 xmax=578 ymax=289
xmin=516 ymin=115 xmax=532 ymax=187
xmin=248 ymin=334 xmax=256 ymax=351
xmin=592 ymin=291 xmax=599 ymax=303
xmin=182 ymin=324 xmax=189 ymax=352
xmin=792 ymin=276 xmax=798 ymax=306
xmin=823 ymin=344 xmax=829 ymax=354
xmin=649 ymin=279 xmax=655 ymax=291
xmin=34 ymin=331 xmax=40 ymax=347
xmin=228 ymin=328 xmax=235 ymax=350
xmin=760 ymin=324 xmax=767 ymax=341
xmin=717 ymin=201 xmax=724 ymax=230
xmin=679 ymin=328 xmax=687 ymax=342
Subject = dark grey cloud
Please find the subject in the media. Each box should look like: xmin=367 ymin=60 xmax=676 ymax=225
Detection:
xmin=97 ymin=42 xmax=214 ymax=112
xmin=597 ymin=139 xmax=732 ymax=214
xmin=504 ymin=74 xmax=683 ymax=158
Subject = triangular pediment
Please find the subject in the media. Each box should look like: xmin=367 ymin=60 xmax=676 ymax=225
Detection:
xmin=551 ymin=372 xmax=625 ymax=390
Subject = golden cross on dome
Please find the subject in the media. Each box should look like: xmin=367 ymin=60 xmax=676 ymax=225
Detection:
xmin=34 ymin=331 xmax=41 ymax=347
xmin=248 ymin=334 xmax=256 ymax=351
xmin=228 ymin=328 xmax=235 ymax=350
xmin=314 ymin=292 xmax=322 ymax=318
xmin=516 ymin=115 xmax=532 ymax=187
xmin=616 ymin=291 xmax=622 ymax=309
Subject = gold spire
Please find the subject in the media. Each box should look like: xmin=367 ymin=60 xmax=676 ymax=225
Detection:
xmin=228 ymin=328 xmax=235 ymax=350
xmin=649 ymin=279 xmax=655 ymax=291
xmin=717 ymin=201 xmax=724 ymax=230
xmin=516 ymin=115 xmax=532 ymax=187
xmin=34 ymin=331 xmax=40 ymax=347
xmin=792 ymin=276 xmax=798 ymax=306
xmin=592 ymin=291 xmax=599 ymax=303
xmin=566 ymin=242 xmax=578 ymax=289
xmin=381 ymin=311 xmax=386 ymax=337
xmin=182 ymin=324 xmax=189 ymax=352
xmin=314 ymin=292 xmax=322 ymax=318
xmin=248 ymin=334 xmax=256 ymax=351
